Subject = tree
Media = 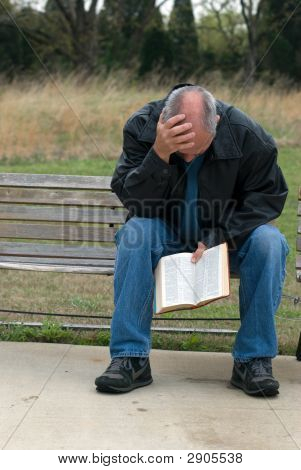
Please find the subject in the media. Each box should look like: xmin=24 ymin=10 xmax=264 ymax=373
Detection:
xmin=0 ymin=1 xmax=39 ymax=76
xmin=259 ymin=0 xmax=301 ymax=81
xmin=98 ymin=0 xmax=170 ymax=71
xmin=138 ymin=7 xmax=172 ymax=76
xmin=197 ymin=7 xmax=246 ymax=76
xmin=45 ymin=0 xmax=100 ymax=73
xmin=201 ymin=0 xmax=263 ymax=83
xmin=239 ymin=0 xmax=263 ymax=83
xmin=168 ymin=0 xmax=200 ymax=77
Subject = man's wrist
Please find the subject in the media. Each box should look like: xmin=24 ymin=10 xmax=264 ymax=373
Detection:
xmin=152 ymin=144 xmax=170 ymax=163
xmin=141 ymin=147 xmax=172 ymax=174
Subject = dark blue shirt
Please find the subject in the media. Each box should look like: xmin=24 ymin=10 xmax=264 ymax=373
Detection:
xmin=179 ymin=154 xmax=205 ymax=246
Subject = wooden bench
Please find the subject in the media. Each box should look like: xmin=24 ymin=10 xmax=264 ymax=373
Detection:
xmin=296 ymin=186 xmax=301 ymax=360
xmin=0 ymin=173 xmax=125 ymax=276
xmin=0 ymin=172 xmax=239 ymax=335
xmin=0 ymin=173 xmax=299 ymax=347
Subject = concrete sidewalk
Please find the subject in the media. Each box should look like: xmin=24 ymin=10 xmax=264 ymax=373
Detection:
xmin=0 ymin=341 xmax=300 ymax=450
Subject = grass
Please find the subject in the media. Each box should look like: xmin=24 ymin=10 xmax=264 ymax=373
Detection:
xmin=0 ymin=75 xmax=300 ymax=355
xmin=0 ymin=155 xmax=114 ymax=176
xmin=0 ymin=74 xmax=300 ymax=163
xmin=0 ymin=309 xmax=299 ymax=356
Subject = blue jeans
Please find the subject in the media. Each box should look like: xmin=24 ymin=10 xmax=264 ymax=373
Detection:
xmin=110 ymin=216 xmax=289 ymax=362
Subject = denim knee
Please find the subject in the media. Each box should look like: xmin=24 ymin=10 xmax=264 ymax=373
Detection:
xmin=240 ymin=224 xmax=289 ymax=260
xmin=115 ymin=216 xmax=167 ymax=251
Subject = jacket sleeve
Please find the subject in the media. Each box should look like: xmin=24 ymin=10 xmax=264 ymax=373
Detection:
xmin=200 ymin=137 xmax=288 ymax=249
xmin=110 ymin=117 xmax=175 ymax=218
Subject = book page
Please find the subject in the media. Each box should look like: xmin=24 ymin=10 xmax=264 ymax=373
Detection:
xmin=195 ymin=245 xmax=222 ymax=303
xmin=162 ymin=253 xmax=196 ymax=307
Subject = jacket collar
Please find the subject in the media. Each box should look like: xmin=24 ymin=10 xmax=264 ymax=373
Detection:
xmin=212 ymin=101 xmax=243 ymax=159
xmin=137 ymin=84 xmax=242 ymax=160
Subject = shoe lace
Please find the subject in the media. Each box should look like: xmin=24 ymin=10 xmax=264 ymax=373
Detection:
xmin=249 ymin=358 xmax=272 ymax=376
xmin=107 ymin=357 xmax=130 ymax=372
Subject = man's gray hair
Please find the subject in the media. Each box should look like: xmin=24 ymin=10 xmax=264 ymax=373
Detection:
xmin=162 ymin=85 xmax=217 ymax=136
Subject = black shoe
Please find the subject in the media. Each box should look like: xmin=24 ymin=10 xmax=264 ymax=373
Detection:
xmin=95 ymin=356 xmax=153 ymax=393
xmin=230 ymin=357 xmax=279 ymax=397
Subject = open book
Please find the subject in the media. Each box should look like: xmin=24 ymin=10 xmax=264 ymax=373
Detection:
xmin=153 ymin=242 xmax=230 ymax=315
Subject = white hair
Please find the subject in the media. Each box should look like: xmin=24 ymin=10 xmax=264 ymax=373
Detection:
xmin=162 ymin=85 xmax=217 ymax=136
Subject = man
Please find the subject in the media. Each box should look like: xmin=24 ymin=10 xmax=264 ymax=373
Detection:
xmin=95 ymin=84 xmax=289 ymax=397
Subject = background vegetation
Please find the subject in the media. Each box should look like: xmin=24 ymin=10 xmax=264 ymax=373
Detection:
xmin=0 ymin=1 xmax=300 ymax=84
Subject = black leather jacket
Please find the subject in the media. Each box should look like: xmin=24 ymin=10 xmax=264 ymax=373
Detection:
xmin=111 ymin=84 xmax=288 ymax=250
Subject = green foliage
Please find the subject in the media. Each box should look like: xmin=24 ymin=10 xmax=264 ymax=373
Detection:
xmin=1 ymin=323 xmax=298 ymax=356
xmin=98 ymin=0 xmax=160 ymax=72
xmin=197 ymin=10 xmax=245 ymax=76
xmin=0 ymin=321 xmax=75 ymax=343
xmin=0 ymin=3 xmax=38 ymax=76
xmin=138 ymin=8 xmax=172 ymax=76
xmin=259 ymin=0 xmax=301 ymax=81
xmin=0 ymin=0 xmax=300 ymax=82
xmin=168 ymin=0 xmax=200 ymax=77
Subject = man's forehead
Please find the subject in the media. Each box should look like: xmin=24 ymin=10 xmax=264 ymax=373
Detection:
xmin=179 ymin=102 xmax=203 ymax=125
xmin=181 ymin=113 xmax=203 ymax=129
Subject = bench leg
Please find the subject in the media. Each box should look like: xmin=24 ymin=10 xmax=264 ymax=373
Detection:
xmin=296 ymin=332 xmax=301 ymax=361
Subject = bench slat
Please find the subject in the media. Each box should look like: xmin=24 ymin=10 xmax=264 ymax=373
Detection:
xmin=0 ymin=262 xmax=114 ymax=274
xmin=0 ymin=204 xmax=127 ymax=224
xmin=0 ymin=188 xmax=122 ymax=207
xmin=297 ymin=187 xmax=301 ymax=283
xmin=0 ymin=173 xmax=112 ymax=190
xmin=0 ymin=223 xmax=116 ymax=242
xmin=0 ymin=256 xmax=115 ymax=266
xmin=297 ymin=234 xmax=301 ymax=251
xmin=0 ymin=242 xmax=116 ymax=259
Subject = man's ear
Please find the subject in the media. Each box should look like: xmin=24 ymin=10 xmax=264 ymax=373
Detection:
xmin=216 ymin=114 xmax=221 ymax=124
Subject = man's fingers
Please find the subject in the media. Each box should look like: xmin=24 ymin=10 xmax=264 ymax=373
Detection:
xmin=170 ymin=122 xmax=193 ymax=136
xmin=155 ymin=113 xmax=195 ymax=158
xmin=191 ymin=242 xmax=207 ymax=263
xmin=165 ymin=114 xmax=186 ymax=129
xmin=174 ymin=131 xmax=195 ymax=144
xmin=178 ymin=142 xmax=195 ymax=150
xmin=191 ymin=250 xmax=203 ymax=263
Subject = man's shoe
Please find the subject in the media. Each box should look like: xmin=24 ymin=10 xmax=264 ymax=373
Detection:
xmin=95 ymin=356 xmax=153 ymax=393
xmin=230 ymin=357 xmax=279 ymax=397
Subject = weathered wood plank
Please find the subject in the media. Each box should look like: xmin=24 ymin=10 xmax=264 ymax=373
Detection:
xmin=0 ymin=242 xmax=116 ymax=258
xmin=0 ymin=188 xmax=122 ymax=207
xmin=298 ymin=201 xmax=301 ymax=216
xmin=0 ymin=204 xmax=128 ymax=223
xmin=0 ymin=262 xmax=114 ymax=274
xmin=297 ymin=270 xmax=301 ymax=282
xmin=297 ymin=236 xmax=301 ymax=252
xmin=0 ymin=173 xmax=112 ymax=190
xmin=0 ymin=256 xmax=115 ymax=266
xmin=296 ymin=255 xmax=301 ymax=269
xmin=0 ymin=223 xmax=116 ymax=242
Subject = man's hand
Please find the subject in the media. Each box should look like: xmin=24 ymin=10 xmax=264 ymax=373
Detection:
xmin=153 ymin=113 xmax=195 ymax=163
xmin=191 ymin=242 xmax=207 ymax=263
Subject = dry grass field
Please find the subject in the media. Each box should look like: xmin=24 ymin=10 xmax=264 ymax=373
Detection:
xmin=0 ymin=74 xmax=300 ymax=162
